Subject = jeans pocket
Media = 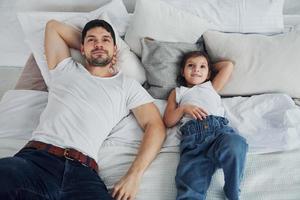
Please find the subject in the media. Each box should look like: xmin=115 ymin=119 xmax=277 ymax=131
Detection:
xmin=180 ymin=135 xmax=197 ymax=153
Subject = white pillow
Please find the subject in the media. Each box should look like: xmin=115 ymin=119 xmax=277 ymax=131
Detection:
xmin=162 ymin=0 xmax=285 ymax=34
xmin=203 ymin=30 xmax=300 ymax=98
xmin=124 ymin=0 xmax=216 ymax=57
xmin=18 ymin=5 xmax=146 ymax=85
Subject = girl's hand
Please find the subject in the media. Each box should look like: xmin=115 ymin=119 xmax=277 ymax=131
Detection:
xmin=182 ymin=104 xmax=208 ymax=120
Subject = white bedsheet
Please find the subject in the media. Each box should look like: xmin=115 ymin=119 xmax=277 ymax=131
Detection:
xmin=223 ymin=94 xmax=300 ymax=154
xmin=109 ymin=93 xmax=300 ymax=154
xmin=1 ymin=90 xmax=300 ymax=200
xmin=1 ymin=90 xmax=300 ymax=155
xmin=98 ymin=142 xmax=300 ymax=200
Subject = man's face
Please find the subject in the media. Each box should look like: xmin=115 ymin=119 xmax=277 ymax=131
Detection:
xmin=81 ymin=27 xmax=116 ymax=67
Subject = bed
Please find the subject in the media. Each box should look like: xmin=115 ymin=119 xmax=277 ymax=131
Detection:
xmin=1 ymin=0 xmax=300 ymax=199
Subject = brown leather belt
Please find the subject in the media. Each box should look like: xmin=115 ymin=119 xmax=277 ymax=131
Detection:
xmin=24 ymin=141 xmax=98 ymax=173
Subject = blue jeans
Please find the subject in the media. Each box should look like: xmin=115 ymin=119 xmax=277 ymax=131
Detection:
xmin=0 ymin=148 xmax=113 ymax=200
xmin=176 ymin=115 xmax=248 ymax=200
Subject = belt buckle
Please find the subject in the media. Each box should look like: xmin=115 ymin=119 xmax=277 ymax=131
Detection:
xmin=64 ymin=149 xmax=74 ymax=161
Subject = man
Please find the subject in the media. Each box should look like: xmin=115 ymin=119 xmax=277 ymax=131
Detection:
xmin=0 ymin=19 xmax=166 ymax=200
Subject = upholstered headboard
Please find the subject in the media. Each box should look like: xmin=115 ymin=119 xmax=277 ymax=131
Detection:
xmin=129 ymin=0 xmax=299 ymax=14
xmin=126 ymin=0 xmax=300 ymax=14
xmin=9 ymin=0 xmax=300 ymax=14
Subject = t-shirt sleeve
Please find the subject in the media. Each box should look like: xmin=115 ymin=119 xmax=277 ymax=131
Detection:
xmin=49 ymin=57 xmax=80 ymax=76
xmin=175 ymin=86 xmax=189 ymax=104
xmin=126 ymin=79 xmax=154 ymax=110
xmin=175 ymin=87 xmax=181 ymax=104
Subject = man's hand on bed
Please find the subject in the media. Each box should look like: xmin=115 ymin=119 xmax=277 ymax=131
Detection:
xmin=112 ymin=172 xmax=142 ymax=200
xmin=111 ymin=103 xmax=166 ymax=200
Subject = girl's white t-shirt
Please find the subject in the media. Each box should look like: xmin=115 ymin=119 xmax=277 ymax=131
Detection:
xmin=31 ymin=57 xmax=153 ymax=162
xmin=176 ymin=81 xmax=225 ymax=125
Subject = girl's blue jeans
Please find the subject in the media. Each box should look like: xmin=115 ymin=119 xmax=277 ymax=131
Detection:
xmin=0 ymin=148 xmax=113 ymax=200
xmin=176 ymin=115 xmax=248 ymax=200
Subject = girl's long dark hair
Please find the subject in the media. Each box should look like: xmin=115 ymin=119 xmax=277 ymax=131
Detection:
xmin=176 ymin=51 xmax=217 ymax=87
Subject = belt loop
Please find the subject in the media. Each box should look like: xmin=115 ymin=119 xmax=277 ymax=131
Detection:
xmin=64 ymin=149 xmax=74 ymax=161
xmin=45 ymin=144 xmax=52 ymax=151
xmin=86 ymin=156 xmax=91 ymax=167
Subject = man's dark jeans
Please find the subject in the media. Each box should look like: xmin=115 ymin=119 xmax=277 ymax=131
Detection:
xmin=0 ymin=148 xmax=113 ymax=200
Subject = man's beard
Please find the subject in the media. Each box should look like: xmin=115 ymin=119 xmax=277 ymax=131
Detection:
xmin=84 ymin=50 xmax=112 ymax=67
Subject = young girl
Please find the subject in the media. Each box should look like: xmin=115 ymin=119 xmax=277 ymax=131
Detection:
xmin=163 ymin=51 xmax=248 ymax=200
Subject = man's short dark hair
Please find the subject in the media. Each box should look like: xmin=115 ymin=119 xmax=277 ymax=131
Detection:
xmin=81 ymin=19 xmax=116 ymax=45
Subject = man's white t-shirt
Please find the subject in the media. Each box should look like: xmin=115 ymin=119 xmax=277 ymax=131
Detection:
xmin=31 ymin=57 xmax=153 ymax=161
xmin=176 ymin=81 xmax=225 ymax=125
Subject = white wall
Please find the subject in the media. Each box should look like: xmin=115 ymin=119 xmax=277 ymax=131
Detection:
xmin=0 ymin=0 xmax=299 ymax=67
xmin=0 ymin=0 xmax=134 ymax=67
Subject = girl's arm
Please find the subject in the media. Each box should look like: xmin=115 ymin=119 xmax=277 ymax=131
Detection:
xmin=163 ymin=89 xmax=208 ymax=128
xmin=212 ymin=60 xmax=234 ymax=92
xmin=163 ymin=89 xmax=184 ymax=128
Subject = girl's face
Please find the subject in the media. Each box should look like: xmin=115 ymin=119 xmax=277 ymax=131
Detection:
xmin=182 ymin=56 xmax=210 ymax=87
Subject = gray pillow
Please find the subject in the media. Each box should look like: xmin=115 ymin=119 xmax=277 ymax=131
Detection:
xmin=141 ymin=38 xmax=204 ymax=99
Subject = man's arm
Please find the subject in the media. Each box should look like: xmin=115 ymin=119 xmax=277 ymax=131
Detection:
xmin=112 ymin=102 xmax=166 ymax=200
xmin=44 ymin=20 xmax=81 ymax=70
